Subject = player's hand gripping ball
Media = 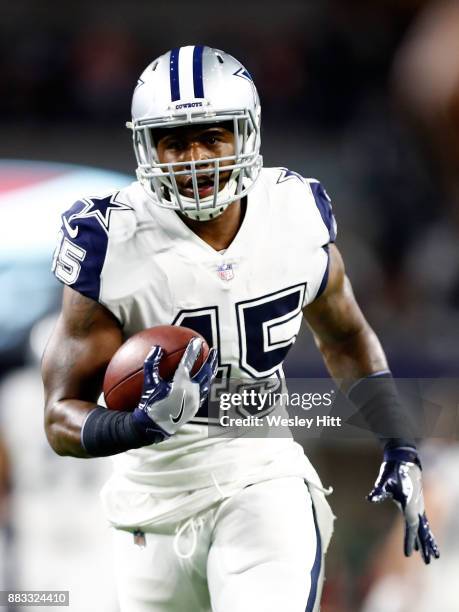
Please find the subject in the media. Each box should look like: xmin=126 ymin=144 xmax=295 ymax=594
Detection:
xmin=103 ymin=326 xmax=218 ymax=439
xmin=104 ymin=325 xmax=211 ymax=411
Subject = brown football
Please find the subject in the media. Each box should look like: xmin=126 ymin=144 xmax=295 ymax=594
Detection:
xmin=103 ymin=325 xmax=209 ymax=411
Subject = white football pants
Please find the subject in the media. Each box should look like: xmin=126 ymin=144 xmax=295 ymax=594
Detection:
xmin=112 ymin=477 xmax=325 ymax=612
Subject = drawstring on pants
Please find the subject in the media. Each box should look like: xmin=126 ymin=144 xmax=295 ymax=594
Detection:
xmin=173 ymin=472 xmax=230 ymax=560
xmin=173 ymin=517 xmax=203 ymax=559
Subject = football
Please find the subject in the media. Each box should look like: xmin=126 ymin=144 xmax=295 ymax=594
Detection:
xmin=103 ymin=325 xmax=210 ymax=411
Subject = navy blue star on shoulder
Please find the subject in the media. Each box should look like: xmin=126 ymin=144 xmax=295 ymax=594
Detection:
xmin=63 ymin=192 xmax=133 ymax=237
xmin=277 ymin=168 xmax=305 ymax=184
xmin=233 ymin=67 xmax=253 ymax=82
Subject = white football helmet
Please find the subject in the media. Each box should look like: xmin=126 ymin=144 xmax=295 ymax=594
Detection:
xmin=126 ymin=45 xmax=262 ymax=220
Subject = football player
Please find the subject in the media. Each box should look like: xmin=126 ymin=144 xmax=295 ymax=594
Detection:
xmin=42 ymin=46 xmax=439 ymax=612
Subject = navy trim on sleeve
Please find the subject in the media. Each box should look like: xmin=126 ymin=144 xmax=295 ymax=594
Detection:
xmin=315 ymin=245 xmax=330 ymax=300
xmin=308 ymin=180 xmax=337 ymax=243
xmin=55 ymin=200 xmax=108 ymax=301
xmin=53 ymin=193 xmax=131 ymax=301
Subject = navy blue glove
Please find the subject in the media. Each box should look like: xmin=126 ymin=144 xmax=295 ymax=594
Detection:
xmin=368 ymin=447 xmax=440 ymax=564
xmin=132 ymin=338 xmax=218 ymax=440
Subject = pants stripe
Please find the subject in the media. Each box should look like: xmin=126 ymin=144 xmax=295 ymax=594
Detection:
xmin=305 ymin=500 xmax=322 ymax=612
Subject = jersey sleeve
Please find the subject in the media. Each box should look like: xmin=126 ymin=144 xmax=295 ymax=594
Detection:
xmin=52 ymin=199 xmax=109 ymax=302
xmin=307 ymin=179 xmax=337 ymax=244
xmin=306 ymin=179 xmax=337 ymax=302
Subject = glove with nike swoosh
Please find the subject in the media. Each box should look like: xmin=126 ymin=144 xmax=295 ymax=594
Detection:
xmin=132 ymin=337 xmax=218 ymax=440
xmin=367 ymin=447 xmax=440 ymax=564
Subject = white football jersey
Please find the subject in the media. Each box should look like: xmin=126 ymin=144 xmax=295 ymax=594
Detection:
xmin=53 ymin=167 xmax=337 ymax=533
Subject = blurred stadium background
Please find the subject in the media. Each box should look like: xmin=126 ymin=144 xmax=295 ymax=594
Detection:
xmin=1 ymin=0 xmax=458 ymax=610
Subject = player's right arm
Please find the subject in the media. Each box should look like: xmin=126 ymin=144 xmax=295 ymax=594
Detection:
xmin=43 ymin=286 xmax=218 ymax=458
xmin=45 ymin=198 xmax=217 ymax=458
xmin=42 ymin=286 xmax=124 ymax=458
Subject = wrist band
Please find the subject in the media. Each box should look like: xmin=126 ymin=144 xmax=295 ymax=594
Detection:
xmin=383 ymin=446 xmax=421 ymax=468
xmin=81 ymin=407 xmax=166 ymax=457
xmin=347 ymin=371 xmax=416 ymax=450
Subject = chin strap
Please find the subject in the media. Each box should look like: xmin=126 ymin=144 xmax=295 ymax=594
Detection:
xmin=180 ymin=202 xmax=230 ymax=221
xmin=141 ymin=165 xmax=260 ymax=221
xmin=171 ymin=173 xmax=241 ymax=221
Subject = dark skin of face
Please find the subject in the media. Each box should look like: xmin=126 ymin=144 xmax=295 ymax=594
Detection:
xmin=155 ymin=124 xmax=245 ymax=251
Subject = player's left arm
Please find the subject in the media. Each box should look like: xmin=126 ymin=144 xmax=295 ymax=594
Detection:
xmin=303 ymin=244 xmax=440 ymax=564
xmin=303 ymin=244 xmax=387 ymax=383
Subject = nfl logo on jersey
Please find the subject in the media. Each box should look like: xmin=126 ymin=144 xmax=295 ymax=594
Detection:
xmin=217 ymin=262 xmax=234 ymax=281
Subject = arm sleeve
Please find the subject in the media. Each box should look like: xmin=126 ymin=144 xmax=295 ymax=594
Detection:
xmin=307 ymin=179 xmax=337 ymax=301
xmin=52 ymin=199 xmax=109 ymax=302
xmin=308 ymin=179 xmax=337 ymax=244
